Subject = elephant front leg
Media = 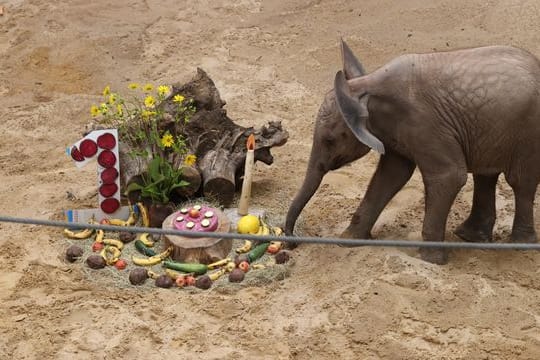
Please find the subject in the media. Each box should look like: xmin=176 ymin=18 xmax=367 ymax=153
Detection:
xmin=420 ymin=169 xmax=467 ymax=264
xmin=454 ymin=173 xmax=499 ymax=242
xmin=340 ymin=151 xmax=415 ymax=243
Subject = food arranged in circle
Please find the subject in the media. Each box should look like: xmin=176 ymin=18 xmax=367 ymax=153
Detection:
xmin=172 ymin=204 xmax=219 ymax=232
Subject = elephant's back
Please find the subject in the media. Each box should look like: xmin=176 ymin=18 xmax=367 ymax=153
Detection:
xmin=376 ymin=47 xmax=540 ymax=173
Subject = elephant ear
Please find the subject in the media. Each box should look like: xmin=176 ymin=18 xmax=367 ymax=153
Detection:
xmin=341 ymin=39 xmax=366 ymax=79
xmin=334 ymin=71 xmax=385 ymax=154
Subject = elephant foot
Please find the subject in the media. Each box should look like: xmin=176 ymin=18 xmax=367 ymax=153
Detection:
xmin=419 ymin=248 xmax=449 ymax=265
xmin=454 ymin=220 xmax=493 ymax=243
xmin=337 ymin=228 xmax=372 ymax=247
xmin=510 ymin=230 xmax=538 ymax=243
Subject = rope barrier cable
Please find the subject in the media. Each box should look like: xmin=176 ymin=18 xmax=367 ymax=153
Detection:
xmin=1 ymin=215 xmax=540 ymax=251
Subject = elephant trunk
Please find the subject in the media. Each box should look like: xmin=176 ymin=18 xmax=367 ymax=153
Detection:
xmin=285 ymin=154 xmax=327 ymax=235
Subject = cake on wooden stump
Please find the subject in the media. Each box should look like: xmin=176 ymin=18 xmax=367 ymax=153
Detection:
xmin=162 ymin=204 xmax=231 ymax=264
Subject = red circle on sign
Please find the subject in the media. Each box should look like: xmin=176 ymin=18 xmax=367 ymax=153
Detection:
xmin=100 ymin=167 xmax=119 ymax=184
xmin=101 ymin=198 xmax=120 ymax=214
xmin=98 ymin=150 xmax=116 ymax=168
xmin=99 ymin=183 xmax=118 ymax=197
xmin=97 ymin=133 xmax=116 ymax=150
xmin=79 ymin=139 xmax=98 ymax=157
xmin=70 ymin=146 xmax=85 ymax=161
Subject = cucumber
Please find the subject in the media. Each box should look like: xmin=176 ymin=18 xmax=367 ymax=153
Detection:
xmin=162 ymin=260 xmax=208 ymax=275
xmin=134 ymin=240 xmax=156 ymax=257
xmin=247 ymin=242 xmax=270 ymax=263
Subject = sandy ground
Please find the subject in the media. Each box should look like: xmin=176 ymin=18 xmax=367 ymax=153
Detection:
xmin=1 ymin=0 xmax=540 ymax=359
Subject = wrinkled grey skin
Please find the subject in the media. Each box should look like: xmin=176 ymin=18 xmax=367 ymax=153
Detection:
xmin=285 ymin=40 xmax=540 ymax=264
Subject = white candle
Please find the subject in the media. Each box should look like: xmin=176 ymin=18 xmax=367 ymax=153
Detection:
xmin=238 ymin=134 xmax=255 ymax=215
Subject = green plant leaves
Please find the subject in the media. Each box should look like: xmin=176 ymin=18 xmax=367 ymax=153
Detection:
xmin=125 ymin=156 xmax=189 ymax=204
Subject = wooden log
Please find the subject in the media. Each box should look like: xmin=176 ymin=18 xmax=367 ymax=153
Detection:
xmin=174 ymin=165 xmax=202 ymax=198
xmin=199 ymin=148 xmax=237 ymax=206
xmin=161 ymin=209 xmax=231 ymax=264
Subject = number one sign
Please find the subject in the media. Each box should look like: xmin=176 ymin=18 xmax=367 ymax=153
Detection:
xmin=68 ymin=129 xmax=121 ymax=214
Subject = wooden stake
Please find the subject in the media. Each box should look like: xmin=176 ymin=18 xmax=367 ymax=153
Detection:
xmin=237 ymin=134 xmax=255 ymax=215
xmin=0 ymin=6 xmax=4 ymax=16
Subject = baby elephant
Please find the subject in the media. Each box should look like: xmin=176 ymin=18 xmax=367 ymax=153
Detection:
xmin=285 ymin=40 xmax=540 ymax=264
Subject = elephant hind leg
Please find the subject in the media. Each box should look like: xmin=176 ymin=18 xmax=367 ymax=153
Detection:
xmin=454 ymin=173 xmax=499 ymax=242
xmin=504 ymin=168 xmax=540 ymax=243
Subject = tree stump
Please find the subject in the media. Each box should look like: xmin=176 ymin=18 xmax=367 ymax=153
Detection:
xmin=116 ymin=68 xmax=289 ymax=206
xmin=162 ymin=209 xmax=231 ymax=264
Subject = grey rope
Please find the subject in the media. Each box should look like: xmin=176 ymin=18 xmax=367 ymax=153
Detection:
xmin=0 ymin=215 xmax=539 ymax=250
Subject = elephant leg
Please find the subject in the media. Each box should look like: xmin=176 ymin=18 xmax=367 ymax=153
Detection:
xmin=454 ymin=173 xmax=499 ymax=242
xmin=508 ymin=182 xmax=538 ymax=243
xmin=340 ymin=151 xmax=415 ymax=243
xmin=419 ymin=168 xmax=467 ymax=265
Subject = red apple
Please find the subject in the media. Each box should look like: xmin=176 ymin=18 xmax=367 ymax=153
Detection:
xmin=184 ymin=275 xmax=196 ymax=286
xmin=114 ymin=259 xmax=127 ymax=270
xmin=188 ymin=208 xmax=200 ymax=218
xmin=92 ymin=242 xmax=104 ymax=252
xmin=267 ymin=244 xmax=280 ymax=254
xmin=238 ymin=261 xmax=250 ymax=273
xmin=175 ymin=276 xmax=185 ymax=288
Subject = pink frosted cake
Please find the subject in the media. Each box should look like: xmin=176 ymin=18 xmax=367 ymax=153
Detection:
xmin=172 ymin=204 xmax=219 ymax=232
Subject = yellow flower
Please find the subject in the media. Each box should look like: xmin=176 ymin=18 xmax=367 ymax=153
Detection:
xmin=161 ymin=133 xmax=174 ymax=148
xmin=141 ymin=110 xmax=156 ymax=120
xmin=128 ymin=83 xmax=139 ymax=90
xmin=90 ymin=105 xmax=100 ymax=117
xmin=173 ymin=94 xmax=185 ymax=103
xmin=143 ymin=83 xmax=154 ymax=92
xmin=144 ymin=95 xmax=156 ymax=108
xmin=108 ymin=93 xmax=117 ymax=104
xmin=184 ymin=154 xmax=197 ymax=166
xmin=116 ymin=104 xmax=123 ymax=116
xmin=158 ymin=85 xmax=170 ymax=97
xmin=99 ymin=103 xmax=108 ymax=114
xmin=102 ymin=85 xmax=111 ymax=96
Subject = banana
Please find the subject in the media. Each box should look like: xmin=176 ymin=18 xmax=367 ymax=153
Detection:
xmin=94 ymin=230 xmax=105 ymax=243
xmin=103 ymin=238 xmax=124 ymax=250
xmin=158 ymin=246 xmax=173 ymax=260
xmin=235 ymin=240 xmax=252 ymax=253
xmin=261 ymin=225 xmax=271 ymax=235
xmin=272 ymin=226 xmax=284 ymax=236
xmin=101 ymin=246 xmax=121 ymax=265
xmin=63 ymin=228 xmax=95 ymax=239
xmin=207 ymin=258 xmax=231 ymax=270
xmin=147 ymin=270 xmax=160 ymax=279
xmin=132 ymin=246 xmax=172 ymax=266
xmin=208 ymin=268 xmax=226 ymax=281
xmin=165 ymin=268 xmax=182 ymax=280
xmin=225 ymin=261 xmax=236 ymax=272
xmin=126 ymin=206 xmax=138 ymax=226
xmin=131 ymin=254 xmax=163 ymax=266
xmin=257 ymin=217 xmax=271 ymax=236
xmin=269 ymin=226 xmax=284 ymax=250
xmin=108 ymin=218 xmax=129 ymax=226
xmin=137 ymin=202 xmax=150 ymax=227
xmin=139 ymin=233 xmax=154 ymax=247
